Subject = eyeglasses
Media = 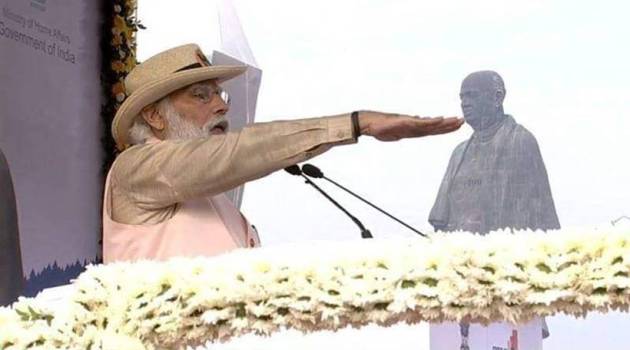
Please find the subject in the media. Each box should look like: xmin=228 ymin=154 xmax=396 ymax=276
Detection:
xmin=189 ymin=84 xmax=231 ymax=106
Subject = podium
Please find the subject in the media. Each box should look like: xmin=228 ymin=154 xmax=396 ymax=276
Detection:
xmin=430 ymin=319 xmax=542 ymax=350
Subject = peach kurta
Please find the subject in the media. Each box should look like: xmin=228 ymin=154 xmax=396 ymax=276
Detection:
xmin=103 ymin=173 xmax=259 ymax=262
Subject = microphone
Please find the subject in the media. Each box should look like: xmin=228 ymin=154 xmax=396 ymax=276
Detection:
xmin=301 ymin=163 xmax=426 ymax=237
xmin=284 ymin=164 xmax=302 ymax=176
xmin=284 ymin=165 xmax=373 ymax=239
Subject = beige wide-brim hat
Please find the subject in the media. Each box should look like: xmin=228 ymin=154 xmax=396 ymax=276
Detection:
xmin=112 ymin=43 xmax=246 ymax=150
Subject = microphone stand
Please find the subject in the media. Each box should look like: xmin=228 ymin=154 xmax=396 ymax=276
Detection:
xmin=302 ymin=164 xmax=426 ymax=237
xmin=321 ymin=176 xmax=425 ymax=237
xmin=301 ymin=174 xmax=373 ymax=239
xmin=284 ymin=165 xmax=372 ymax=239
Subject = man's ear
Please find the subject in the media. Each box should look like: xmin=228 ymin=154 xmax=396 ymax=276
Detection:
xmin=495 ymin=90 xmax=505 ymax=106
xmin=141 ymin=104 xmax=166 ymax=131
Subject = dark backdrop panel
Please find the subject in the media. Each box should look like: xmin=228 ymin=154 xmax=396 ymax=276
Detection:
xmin=0 ymin=0 xmax=103 ymax=296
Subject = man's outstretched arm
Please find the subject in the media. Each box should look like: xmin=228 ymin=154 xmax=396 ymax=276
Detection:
xmin=111 ymin=112 xmax=462 ymax=221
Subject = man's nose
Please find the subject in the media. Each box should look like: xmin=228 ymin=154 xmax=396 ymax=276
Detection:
xmin=461 ymin=96 xmax=474 ymax=107
xmin=212 ymin=96 xmax=229 ymax=115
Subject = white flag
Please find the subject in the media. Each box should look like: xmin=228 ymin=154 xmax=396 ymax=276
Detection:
xmin=214 ymin=0 xmax=263 ymax=209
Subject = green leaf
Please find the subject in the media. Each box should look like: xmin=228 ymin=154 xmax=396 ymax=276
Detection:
xmin=401 ymin=280 xmax=416 ymax=288
xmin=423 ymin=278 xmax=438 ymax=287
xmin=15 ymin=308 xmax=29 ymax=321
xmin=374 ymin=302 xmax=390 ymax=310
xmin=189 ymin=309 xmax=203 ymax=317
xmin=507 ymin=276 xmax=525 ymax=283
xmin=157 ymin=283 xmax=170 ymax=297
xmin=235 ymin=303 xmax=246 ymax=318
xmin=558 ymin=261 xmax=577 ymax=271
xmin=536 ymin=263 xmax=552 ymax=273
xmin=43 ymin=314 xmax=53 ymax=326
xmin=27 ymin=306 xmax=38 ymax=316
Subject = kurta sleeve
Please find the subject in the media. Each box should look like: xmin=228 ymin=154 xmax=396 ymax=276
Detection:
xmin=111 ymin=114 xmax=355 ymax=211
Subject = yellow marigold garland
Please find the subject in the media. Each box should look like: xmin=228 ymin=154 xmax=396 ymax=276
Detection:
xmin=101 ymin=0 xmax=141 ymax=170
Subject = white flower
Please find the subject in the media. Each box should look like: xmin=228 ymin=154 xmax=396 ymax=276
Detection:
xmin=4 ymin=225 xmax=630 ymax=348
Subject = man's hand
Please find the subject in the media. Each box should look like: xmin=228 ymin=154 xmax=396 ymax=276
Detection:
xmin=358 ymin=111 xmax=464 ymax=141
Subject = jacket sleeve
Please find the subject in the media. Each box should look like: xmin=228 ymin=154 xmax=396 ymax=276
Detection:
xmin=111 ymin=115 xmax=355 ymax=211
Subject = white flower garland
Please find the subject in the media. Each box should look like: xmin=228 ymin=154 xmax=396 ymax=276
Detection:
xmin=1 ymin=226 xmax=630 ymax=349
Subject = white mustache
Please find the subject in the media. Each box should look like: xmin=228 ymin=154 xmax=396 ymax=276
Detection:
xmin=202 ymin=116 xmax=229 ymax=133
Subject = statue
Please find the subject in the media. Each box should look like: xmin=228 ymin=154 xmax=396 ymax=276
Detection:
xmin=0 ymin=148 xmax=23 ymax=305
xmin=429 ymin=70 xmax=558 ymax=340
xmin=429 ymin=70 xmax=560 ymax=234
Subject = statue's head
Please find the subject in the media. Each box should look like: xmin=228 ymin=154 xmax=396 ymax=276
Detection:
xmin=460 ymin=71 xmax=506 ymax=130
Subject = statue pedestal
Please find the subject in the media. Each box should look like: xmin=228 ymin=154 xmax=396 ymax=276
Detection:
xmin=430 ymin=319 xmax=542 ymax=350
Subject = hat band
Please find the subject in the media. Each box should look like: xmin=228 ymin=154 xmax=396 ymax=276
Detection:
xmin=175 ymin=63 xmax=205 ymax=72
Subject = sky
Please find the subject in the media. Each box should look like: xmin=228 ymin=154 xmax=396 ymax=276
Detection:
xmin=137 ymin=1 xmax=630 ymax=348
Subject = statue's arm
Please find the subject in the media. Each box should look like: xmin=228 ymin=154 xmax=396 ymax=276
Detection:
xmin=428 ymin=142 xmax=466 ymax=231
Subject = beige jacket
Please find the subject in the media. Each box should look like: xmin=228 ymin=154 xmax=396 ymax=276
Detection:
xmin=108 ymin=115 xmax=356 ymax=225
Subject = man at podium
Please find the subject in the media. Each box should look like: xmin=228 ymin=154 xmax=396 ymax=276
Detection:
xmin=102 ymin=43 xmax=463 ymax=263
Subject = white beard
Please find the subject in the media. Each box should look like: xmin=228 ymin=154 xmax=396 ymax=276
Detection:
xmin=159 ymin=98 xmax=228 ymax=141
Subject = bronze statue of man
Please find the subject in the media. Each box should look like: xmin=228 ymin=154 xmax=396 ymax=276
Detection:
xmin=429 ymin=70 xmax=560 ymax=234
xmin=0 ymin=148 xmax=23 ymax=305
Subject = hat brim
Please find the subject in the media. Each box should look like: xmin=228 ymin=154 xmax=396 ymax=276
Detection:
xmin=112 ymin=65 xmax=247 ymax=150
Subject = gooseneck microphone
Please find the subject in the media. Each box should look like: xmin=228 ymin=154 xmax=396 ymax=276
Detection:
xmin=301 ymin=163 xmax=426 ymax=237
xmin=284 ymin=165 xmax=373 ymax=239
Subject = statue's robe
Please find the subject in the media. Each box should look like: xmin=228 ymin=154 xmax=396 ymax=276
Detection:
xmin=429 ymin=115 xmax=560 ymax=234
xmin=430 ymin=115 xmax=558 ymax=338
xmin=0 ymin=149 xmax=23 ymax=305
